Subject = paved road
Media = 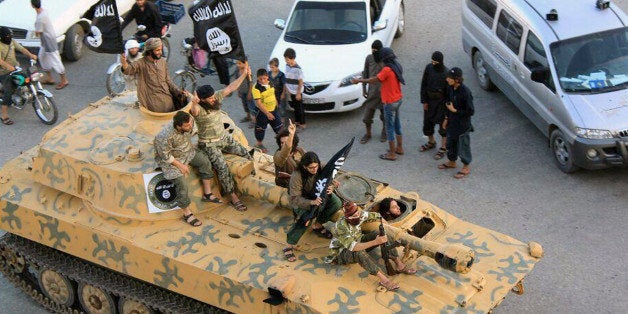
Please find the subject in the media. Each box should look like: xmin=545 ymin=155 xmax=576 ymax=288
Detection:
xmin=1 ymin=0 xmax=627 ymax=313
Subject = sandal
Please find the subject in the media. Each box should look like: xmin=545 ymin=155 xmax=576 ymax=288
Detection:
xmin=360 ymin=134 xmax=371 ymax=144
xmin=183 ymin=213 xmax=202 ymax=227
xmin=378 ymin=280 xmax=400 ymax=291
xmin=55 ymin=81 xmax=69 ymax=90
xmin=1 ymin=117 xmax=14 ymax=125
xmin=438 ymin=162 xmax=456 ymax=170
xmin=433 ymin=147 xmax=447 ymax=160
xmin=397 ymin=265 xmax=417 ymax=274
xmin=201 ymin=193 xmax=223 ymax=203
xmin=231 ymin=200 xmax=247 ymax=211
xmin=312 ymin=227 xmax=333 ymax=239
xmin=283 ymin=247 xmax=297 ymax=262
xmin=379 ymin=153 xmax=397 ymax=161
xmin=419 ymin=141 xmax=436 ymax=152
xmin=454 ymin=170 xmax=470 ymax=179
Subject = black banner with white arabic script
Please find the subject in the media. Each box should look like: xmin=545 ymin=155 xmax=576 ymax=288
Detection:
xmin=188 ymin=0 xmax=245 ymax=60
xmin=83 ymin=0 xmax=124 ymax=54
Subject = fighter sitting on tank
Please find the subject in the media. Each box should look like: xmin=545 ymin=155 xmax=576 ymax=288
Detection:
xmin=154 ymin=111 xmax=222 ymax=227
xmin=189 ymin=66 xmax=253 ymax=212
xmin=324 ymin=202 xmax=416 ymax=292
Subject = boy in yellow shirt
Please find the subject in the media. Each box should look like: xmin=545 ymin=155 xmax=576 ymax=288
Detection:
xmin=252 ymin=68 xmax=284 ymax=152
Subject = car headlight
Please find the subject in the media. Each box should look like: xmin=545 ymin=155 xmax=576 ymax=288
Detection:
xmin=575 ymin=127 xmax=613 ymax=139
xmin=339 ymin=72 xmax=361 ymax=87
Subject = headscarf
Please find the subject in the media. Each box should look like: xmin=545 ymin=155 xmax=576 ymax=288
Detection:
xmin=432 ymin=51 xmax=445 ymax=72
xmin=372 ymin=40 xmax=383 ymax=63
xmin=380 ymin=47 xmax=405 ymax=85
xmin=143 ymin=38 xmax=162 ymax=56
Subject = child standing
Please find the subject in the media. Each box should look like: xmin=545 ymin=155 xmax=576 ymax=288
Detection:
xmin=283 ymin=48 xmax=306 ymax=130
xmin=235 ymin=57 xmax=256 ymax=127
xmin=252 ymin=69 xmax=284 ymax=153
xmin=268 ymin=58 xmax=287 ymax=123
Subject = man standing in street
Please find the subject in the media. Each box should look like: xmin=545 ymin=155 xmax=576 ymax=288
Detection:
xmin=121 ymin=38 xmax=186 ymax=112
xmin=154 ymin=111 xmax=222 ymax=227
xmin=352 ymin=47 xmax=405 ymax=161
xmin=360 ymin=40 xmax=386 ymax=144
xmin=437 ymin=67 xmax=474 ymax=179
xmin=31 ymin=0 xmax=69 ymax=90
xmin=419 ymin=51 xmax=448 ymax=159
xmin=189 ymin=66 xmax=253 ymax=212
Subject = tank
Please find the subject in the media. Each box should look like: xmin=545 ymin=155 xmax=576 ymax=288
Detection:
xmin=0 ymin=93 xmax=543 ymax=313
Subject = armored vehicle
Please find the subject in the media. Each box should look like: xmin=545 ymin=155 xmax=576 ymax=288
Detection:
xmin=0 ymin=93 xmax=543 ymax=313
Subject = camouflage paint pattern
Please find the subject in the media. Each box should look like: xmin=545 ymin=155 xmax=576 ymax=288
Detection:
xmin=0 ymin=92 xmax=542 ymax=313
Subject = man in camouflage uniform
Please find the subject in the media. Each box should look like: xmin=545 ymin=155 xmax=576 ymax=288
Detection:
xmin=325 ymin=202 xmax=416 ymax=291
xmin=154 ymin=111 xmax=222 ymax=227
xmin=190 ymin=66 xmax=252 ymax=212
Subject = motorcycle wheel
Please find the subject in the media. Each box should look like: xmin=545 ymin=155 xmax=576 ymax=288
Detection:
xmin=173 ymin=71 xmax=197 ymax=95
xmin=106 ymin=64 xmax=126 ymax=96
xmin=33 ymin=92 xmax=58 ymax=125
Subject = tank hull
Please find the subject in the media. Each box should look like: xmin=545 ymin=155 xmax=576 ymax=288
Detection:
xmin=0 ymin=94 xmax=542 ymax=313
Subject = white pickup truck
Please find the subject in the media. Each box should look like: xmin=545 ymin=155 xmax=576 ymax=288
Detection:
xmin=0 ymin=0 xmax=135 ymax=61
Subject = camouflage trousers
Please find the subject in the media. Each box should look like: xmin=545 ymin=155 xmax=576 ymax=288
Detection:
xmin=336 ymin=231 xmax=399 ymax=275
xmin=172 ymin=151 xmax=214 ymax=209
xmin=198 ymin=135 xmax=250 ymax=195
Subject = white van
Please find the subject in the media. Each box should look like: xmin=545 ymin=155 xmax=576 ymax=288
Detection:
xmin=462 ymin=0 xmax=628 ymax=172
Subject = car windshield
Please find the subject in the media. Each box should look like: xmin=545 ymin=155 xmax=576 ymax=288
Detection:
xmin=284 ymin=1 xmax=367 ymax=45
xmin=551 ymin=27 xmax=628 ymax=93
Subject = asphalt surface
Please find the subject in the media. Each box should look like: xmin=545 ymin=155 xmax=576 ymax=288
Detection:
xmin=1 ymin=0 xmax=627 ymax=313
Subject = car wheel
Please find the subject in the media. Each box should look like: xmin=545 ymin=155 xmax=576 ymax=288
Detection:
xmin=394 ymin=2 xmax=405 ymax=38
xmin=63 ymin=24 xmax=84 ymax=61
xmin=473 ymin=51 xmax=495 ymax=91
xmin=550 ymin=129 xmax=579 ymax=173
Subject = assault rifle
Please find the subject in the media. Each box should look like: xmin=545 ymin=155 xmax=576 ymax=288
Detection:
xmin=379 ymin=218 xmax=397 ymax=276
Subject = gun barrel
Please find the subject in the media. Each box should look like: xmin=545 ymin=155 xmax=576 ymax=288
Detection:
xmin=384 ymin=225 xmax=475 ymax=273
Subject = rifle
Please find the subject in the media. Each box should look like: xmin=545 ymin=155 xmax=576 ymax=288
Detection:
xmin=379 ymin=218 xmax=397 ymax=276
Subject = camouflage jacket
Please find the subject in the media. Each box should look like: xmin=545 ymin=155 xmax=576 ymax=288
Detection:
xmin=154 ymin=122 xmax=198 ymax=180
xmin=325 ymin=211 xmax=381 ymax=263
xmin=195 ymin=89 xmax=226 ymax=142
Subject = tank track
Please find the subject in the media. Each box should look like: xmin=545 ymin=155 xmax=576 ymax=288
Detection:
xmin=0 ymin=233 xmax=231 ymax=314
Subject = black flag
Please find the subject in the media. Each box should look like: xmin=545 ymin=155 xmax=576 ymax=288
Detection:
xmin=83 ymin=0 xmax=124 ymax=54
xmin=300 ymin=137 xmax=355 ymax=226
xmin=188 ymin=0 xmax=245 ymax=61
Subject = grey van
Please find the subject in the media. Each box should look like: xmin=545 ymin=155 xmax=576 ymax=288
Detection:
xmin=462 ymin=0 xmax=628 ymax=172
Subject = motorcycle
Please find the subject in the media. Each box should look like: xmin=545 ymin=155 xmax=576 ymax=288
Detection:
xmin=0 ymin=59 xmax=58 ymax=125
xmin=105 ymin=24 xmax=172 ymax=96
xmin=172 ymin=38 xmax=237 ymax=94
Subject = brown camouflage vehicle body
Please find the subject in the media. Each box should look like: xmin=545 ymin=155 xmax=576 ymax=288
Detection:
xmin=0 ymin=93 xmax=543 ymax=313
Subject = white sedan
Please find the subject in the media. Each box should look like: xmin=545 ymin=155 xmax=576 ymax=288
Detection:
xmin=0 ymin=0 xmax=135 ymax=61
xmin=269 ymin=0 xmax=405 ymax=113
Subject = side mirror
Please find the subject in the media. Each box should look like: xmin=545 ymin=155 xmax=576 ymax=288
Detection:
xmin=373 ymin=19 xmax=387 ymax=32
xmin=531 ymin=67 xmax=550 ymax=83
xmin=274 ymin=19 xmax=286 ymax=30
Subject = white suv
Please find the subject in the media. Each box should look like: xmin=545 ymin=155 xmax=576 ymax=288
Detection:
xmin=0 ymin=0 xmax=134 ymax=61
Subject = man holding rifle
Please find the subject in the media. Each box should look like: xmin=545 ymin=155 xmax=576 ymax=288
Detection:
xmin=324 ymin=202 xmax=416 ymax=292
